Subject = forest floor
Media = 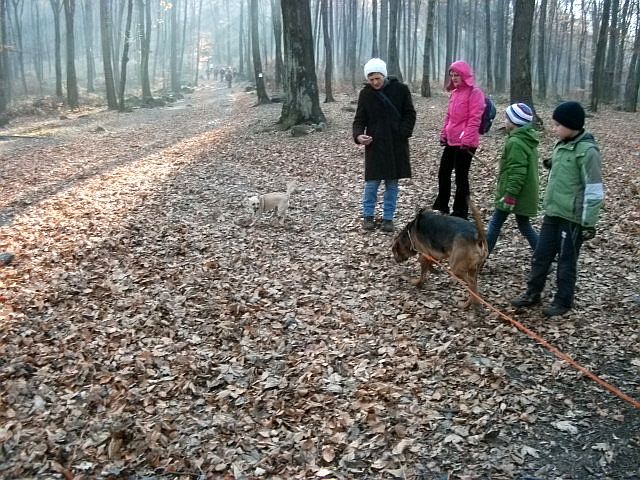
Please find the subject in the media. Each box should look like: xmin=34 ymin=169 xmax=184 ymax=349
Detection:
xmin=0 ymin=78 xmax=639 ymax=480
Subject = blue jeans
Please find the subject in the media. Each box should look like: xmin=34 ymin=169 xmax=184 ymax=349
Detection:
xmin=362 ymin=179 xmax=399 ymax=221
xmin=486 ymin=208 xmax=539 ymax=254
xmin=526 ymin=216 xmax=584 ymax=308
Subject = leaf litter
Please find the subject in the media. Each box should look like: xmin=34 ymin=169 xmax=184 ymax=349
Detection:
xmin=0 ymin=83 xmax=639 ymax=479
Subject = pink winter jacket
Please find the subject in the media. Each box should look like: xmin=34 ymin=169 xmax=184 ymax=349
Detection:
xmin=440 ymin=61 xmax=485 ymax=148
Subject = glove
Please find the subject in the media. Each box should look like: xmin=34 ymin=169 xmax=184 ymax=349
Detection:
xmin=581 ymin=226 xmax=596 ymax=241
xmin=500 ymin=195 xmax=517 ymax=211
xmin=543 ymin=158 xmax=552 ymax=169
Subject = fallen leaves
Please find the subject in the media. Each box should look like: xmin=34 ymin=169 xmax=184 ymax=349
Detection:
xmin=0 ymin=84 xmax=639 ymax=478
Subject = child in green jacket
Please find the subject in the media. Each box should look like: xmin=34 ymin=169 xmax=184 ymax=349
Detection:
xmin=511 ymin=101 xmax=604 ymax=317
xmin=486 ymin=103 xmax=539 ymax=254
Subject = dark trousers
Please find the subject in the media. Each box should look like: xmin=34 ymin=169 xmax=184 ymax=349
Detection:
xmin=526 ymin=215 xmax=584 ymax=308
xmin=432 ymin=145 xmax=475 ymax=219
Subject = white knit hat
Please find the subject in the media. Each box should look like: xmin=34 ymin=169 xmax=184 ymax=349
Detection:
xmin=364 ymin=58 xmax=387 ymax=78
xmin=505 ymin=103 xmax=533 ymax=126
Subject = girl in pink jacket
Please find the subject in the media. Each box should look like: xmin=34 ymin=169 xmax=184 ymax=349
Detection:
xmin=432 ymin=61 xmax=485 ymax=219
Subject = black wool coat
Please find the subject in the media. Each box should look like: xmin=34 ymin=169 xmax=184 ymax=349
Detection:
xmin=352 ymin=77 xmax=417 ymax=181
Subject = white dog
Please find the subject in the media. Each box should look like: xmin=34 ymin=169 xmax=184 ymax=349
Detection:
xmin=247 ymin=181 xmax=296 ymax=225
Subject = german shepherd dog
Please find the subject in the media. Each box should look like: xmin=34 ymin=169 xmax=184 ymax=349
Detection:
xmin=392 ymin=199 xmax=488 ymax=308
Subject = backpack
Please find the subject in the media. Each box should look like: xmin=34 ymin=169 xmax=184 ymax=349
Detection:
xmin=479 ymin=94 xmax=497 ymax=135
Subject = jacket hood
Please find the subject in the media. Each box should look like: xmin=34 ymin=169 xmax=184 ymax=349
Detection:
xmin=446 ymin=61 xmax=475 ymax=91
xmin=510 ymin=124 xmax=539 ymax=150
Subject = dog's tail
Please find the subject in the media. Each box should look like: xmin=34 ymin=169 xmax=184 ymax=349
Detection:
xmin=286 ymin=181 xmax=297 ymax=196
xmin=468 ymin=196 xmax=488 ymax=258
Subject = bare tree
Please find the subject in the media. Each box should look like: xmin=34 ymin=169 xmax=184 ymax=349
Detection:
xmin=321 ymin=0 xmax=335 ymax=102
xmin=623 ymin=1 xmax=640 ymax=111
xmin=63 ymin=0 xmax=79 ymax=108
xmin=99 ymin=0 xmax=118 ymax=109
xmin=484 ymin=0 xmax=493 ymax=90
xmin=379 ymin=0 xmax=388 ymax=60
xmin=603 ymin=0 xmax=620 ymax=103
xmin=371 ymin=0 xmax=378 ymax=57
xmin=537 ymin=0 xmax=548 ymax=98
xmin=250 ymin=0 xmax=270 ymax=103
xmin=510 ymin=0 xmax=535 ymax=113
xmin=0 ymin=0 xmax=8 ymax=114
xmin=279 ymin=0 xmax=325 ymax=128
xmin=271 ymin=0 xmax=284 ymax=90
xmin=591 ymin=0 xmax=611 ymax=111
xmin=118 ymin=0 xmax=133 ymax=111
xmin=421 ymin=0 xmax=435 ymax=97
xmin=138 ymin=0 xmax=152 ymax=101
xmin=82 ymin=0 xmax=96 ymax=92
xmin=50 ymin=0 xmax=63 ymax=98
xmin=387 ymin=0 xmax=402 ymax=80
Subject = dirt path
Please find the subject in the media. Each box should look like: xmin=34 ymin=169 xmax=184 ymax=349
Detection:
xmin=1 ymin=83 xmax=639 ymax=479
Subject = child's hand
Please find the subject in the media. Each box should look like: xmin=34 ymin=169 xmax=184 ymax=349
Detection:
xmin=581 ymin=227 xmax=596 ymax=241
xmin=500 ymin=195 xmax=517 ymax=211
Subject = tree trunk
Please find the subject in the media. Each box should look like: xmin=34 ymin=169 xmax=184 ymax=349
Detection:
xmin=250 ymin=0 xmax=270 ymax=103
xmin=444 ymin=0 xmax=453 ymax=84
xmin=564 ymin=0 xmax=574 ymax=96
xmin=82 ymin=0 xmax=96 ymax=92
xmin=603 ymin=0 xmax=619 ymax=103
xmin=10 ymin=0 xmax=27 ymax=95
xmin=279 ymin=0 xmax=325 ymax=128
xmin=484 ymin=0 xmax=493 ymax=90
xmin=387 ymin=0 xmax=401 ymax=80
xmin=271 ymin=0 xmax=284 ymax=90
xmin=537 ymin=0 xmax=547 ymax=98
xmin=510 ymin=0 xmax=535 ymax=113
xmin=371 ymin=0 xmax=378 ymax=57
xmin=0 ymin=0 xmax=8 ymax=113
xmin=169 ymin=0 xmax=180 ymax=93
xmin=50 ymin=0 xmax=63 ymax=98
xmin=614 ymin=0 xmax=631 ymax=102
xmin=118 ymin=0 xmax=133 ymax=111
xmin=348 ymin=0 xmax=357 ymax=89
xmin=99 ymin=0 xmax=118 ymax=109
xmin=622 ymin=4 xmax=640 ymax=111
xmin=591 ymin=0 xmax=611 ymax=112
xmin=33 ymin=1 xmax=44 ymax=94
xmin=193 ymin=0 xmax=203 ymax=86
xmin=421 ymin=0 xmax=435 ymax=97
xmin=379 ymin=0 xmax=388 ymax=61
xmin=494 ymin=0 xmax=508 ymax=92
xmin=63 ymin=0 xmax=79 ymax=108
xmin=321 ymin=0 xmax=335 ymax=102
xmin=138 ymin=0 xmax=152 ymax=100
xmin=238 ymin=0 xmax=244 ymax=77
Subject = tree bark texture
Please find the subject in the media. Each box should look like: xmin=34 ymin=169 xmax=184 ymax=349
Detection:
xmin=63 ymin=0 xmax=79 ymax=108
xmin=510 ymin=0 xmax=535 ymax=111
xmin=279 ymin=0 xmax=325 ymax=128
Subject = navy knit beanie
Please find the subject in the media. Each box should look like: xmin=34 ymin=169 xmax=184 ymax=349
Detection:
xmin=552 ymin=101 xmax=585 ymax=130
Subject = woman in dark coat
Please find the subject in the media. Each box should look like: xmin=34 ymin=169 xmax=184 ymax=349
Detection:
xmin=353 ymin=58 xmax=416 ymax=232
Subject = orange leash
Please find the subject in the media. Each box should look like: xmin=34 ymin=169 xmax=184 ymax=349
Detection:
xmin=423 ymin=255 xmax=640 ymax=410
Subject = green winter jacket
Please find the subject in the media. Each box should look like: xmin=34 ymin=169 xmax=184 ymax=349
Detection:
xmin=544 ymin=130 xmax=604 ymax=227
xmin=494 ymin=124 xmax=539 ymax=217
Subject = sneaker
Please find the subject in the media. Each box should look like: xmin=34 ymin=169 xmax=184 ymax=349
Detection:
xmin=381 ymin=220 xmax=394 ymax=232
xmin=362 ymin=216 xmax=375 ymax=231
xmin=510 ymin=292 xmax=541 ymax=308
xmin=543 ymin=304 xmax=570 ymax=317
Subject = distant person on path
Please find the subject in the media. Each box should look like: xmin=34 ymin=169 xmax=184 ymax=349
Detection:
xmin=486 ymin=103 xmax=540 ymax=254
xmin=225 ymin=69 xmax=233 ymax=88
xmin=433 ymin=60 xmax=485 ymax=220
xmin=352 ymin=58 xmax=416 ymax=232
xmin=511 ymin=101 xmax=604 ymax=317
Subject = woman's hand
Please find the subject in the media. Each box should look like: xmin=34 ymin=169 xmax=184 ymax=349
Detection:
xmin=357 ymin=134 xmax=373 ymax=146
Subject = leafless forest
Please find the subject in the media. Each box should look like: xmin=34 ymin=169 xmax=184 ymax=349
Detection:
xmin=0 ymin=0 xmax=638 ymax=115
xmin=1 ymin=1 xmax=639 ymax=480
